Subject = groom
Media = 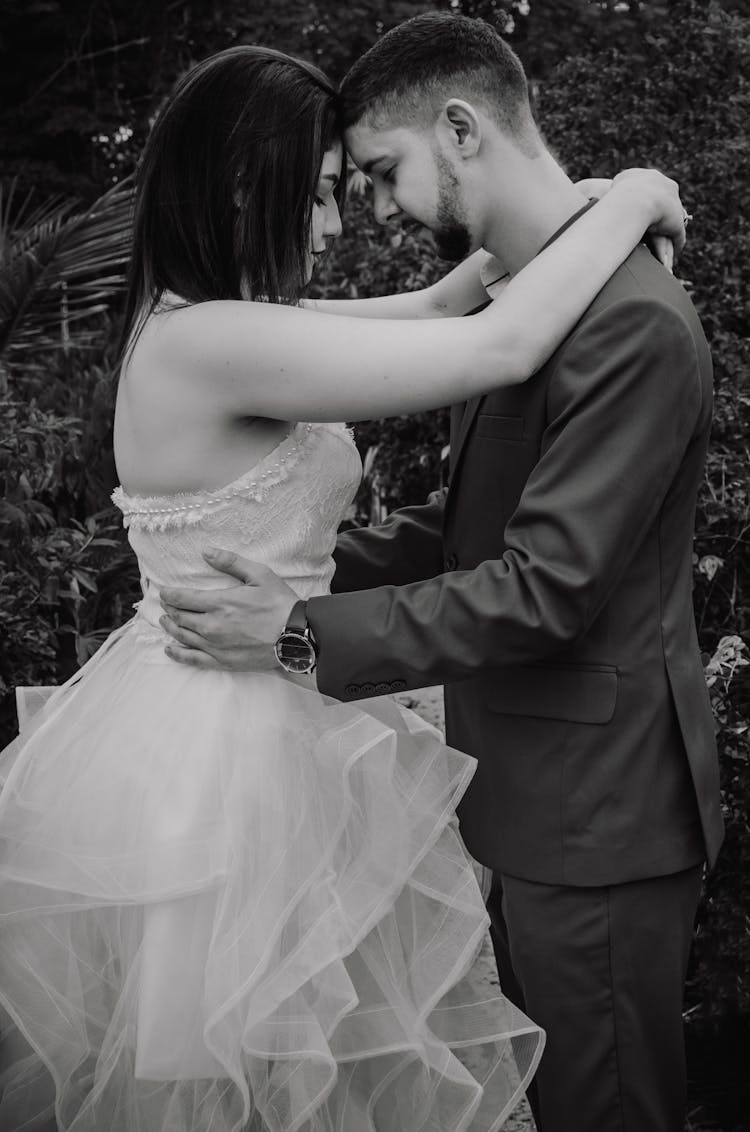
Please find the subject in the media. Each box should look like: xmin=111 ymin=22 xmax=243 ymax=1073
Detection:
xmin=160 ymin=14 xmax=723 ymax=1132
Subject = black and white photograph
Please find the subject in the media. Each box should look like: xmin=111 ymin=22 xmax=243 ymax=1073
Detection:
xmin=0 ymin=2 xmax=748 ymax=1130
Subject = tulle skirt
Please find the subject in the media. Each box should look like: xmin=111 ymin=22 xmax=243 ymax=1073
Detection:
xmin=0 ymin=617 xmax=543 ymax=1131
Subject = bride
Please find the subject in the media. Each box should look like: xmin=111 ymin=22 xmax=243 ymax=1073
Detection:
xmin=0 ymin=44 xmax=685 ymax=1132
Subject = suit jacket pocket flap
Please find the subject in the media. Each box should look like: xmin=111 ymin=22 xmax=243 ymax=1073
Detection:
xmin=475 ymin=414 xmax=525 ymax=442
xmin=483 ymin=665 xmax=618 ymax=724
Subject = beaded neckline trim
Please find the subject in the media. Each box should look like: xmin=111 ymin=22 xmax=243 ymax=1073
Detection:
xmin=112 ymin=422 xmax=314 ymax=526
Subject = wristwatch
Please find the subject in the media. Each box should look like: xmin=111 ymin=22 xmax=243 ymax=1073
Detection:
xmin=274 ymin=599 xmax=318 ymax=675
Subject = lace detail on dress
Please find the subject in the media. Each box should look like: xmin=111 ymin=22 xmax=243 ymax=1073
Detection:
xmin=112 ymin=422 xmax=315 ymax=532
xmin=335 ymin=423 xmax=356 ymax=447
xmin=107 ymin=419 xmax=362 ymax=614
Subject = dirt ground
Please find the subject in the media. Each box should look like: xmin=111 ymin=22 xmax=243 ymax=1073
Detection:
xmin=394 ymin=687 xmax=536 ymax=1131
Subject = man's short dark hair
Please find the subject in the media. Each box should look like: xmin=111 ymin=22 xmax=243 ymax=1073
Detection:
xmin=339 ymin=12 xmax=539 ymax=153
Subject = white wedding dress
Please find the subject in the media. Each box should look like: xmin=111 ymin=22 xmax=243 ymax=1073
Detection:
xmin=0 ymin=421 xmax=543 ymax=1131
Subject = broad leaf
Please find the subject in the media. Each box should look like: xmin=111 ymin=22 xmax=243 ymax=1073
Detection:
xmin=0 ymin=178 xmax=133 ymax=364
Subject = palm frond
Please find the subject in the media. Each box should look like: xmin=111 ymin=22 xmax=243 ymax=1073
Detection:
xmin=0 ymin=179 xmax=134 ymax=363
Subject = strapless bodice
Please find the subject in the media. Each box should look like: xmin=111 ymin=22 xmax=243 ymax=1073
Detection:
xmin=111 ymin=422 xmax=361 ymax=630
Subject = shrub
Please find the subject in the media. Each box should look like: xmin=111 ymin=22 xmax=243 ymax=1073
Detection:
xmin=0 ymin=361 xmax=140 ymax=748
xmin=0 ymin=175 xmax=139 ymax=747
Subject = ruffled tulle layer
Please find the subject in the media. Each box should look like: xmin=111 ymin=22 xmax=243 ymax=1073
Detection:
xmin=0 ymin=618 xmax=543 ymax=1131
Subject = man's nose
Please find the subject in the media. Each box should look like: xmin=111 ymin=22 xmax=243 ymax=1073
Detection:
xmin=373 ymin=191 xmax=400 ymax=226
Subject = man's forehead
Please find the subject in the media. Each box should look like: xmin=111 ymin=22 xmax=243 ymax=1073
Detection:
xmin=344 ymin=122 xmax=422 ymax=171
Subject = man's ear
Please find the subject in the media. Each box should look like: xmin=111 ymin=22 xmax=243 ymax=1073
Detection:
xmin=437 ymin=99 xmax=482 ymax=159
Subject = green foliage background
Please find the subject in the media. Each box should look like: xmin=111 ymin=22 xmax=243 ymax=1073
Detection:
xmin=1 ymin=2 xmax=748 ymax=1125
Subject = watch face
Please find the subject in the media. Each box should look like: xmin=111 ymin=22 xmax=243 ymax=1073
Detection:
xmin=274 ymin=631 xmax=316 ymax=674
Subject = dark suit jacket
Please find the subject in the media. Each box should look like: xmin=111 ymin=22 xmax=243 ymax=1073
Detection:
xmin=307 ymin=242 xmax=724 ymax=887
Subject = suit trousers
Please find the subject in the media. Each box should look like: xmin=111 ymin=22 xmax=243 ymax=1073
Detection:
xmin=487 ymin=865 xmax=703 ymax=1132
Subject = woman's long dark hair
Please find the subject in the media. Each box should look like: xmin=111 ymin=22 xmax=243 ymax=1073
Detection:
xmin=118 ymin=46 xmax=345 ymax=363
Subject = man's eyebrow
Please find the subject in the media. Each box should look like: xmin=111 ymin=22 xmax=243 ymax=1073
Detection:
xmin=360 ymin=157 xmax=386 ymax=175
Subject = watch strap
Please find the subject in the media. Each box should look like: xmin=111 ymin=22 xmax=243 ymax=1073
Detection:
xmin=285 ymin=599 xmax=309 ymax=634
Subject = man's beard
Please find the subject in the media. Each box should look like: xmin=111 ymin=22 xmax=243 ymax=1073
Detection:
xmin=433 ymin=152 xmax=472 ymax=262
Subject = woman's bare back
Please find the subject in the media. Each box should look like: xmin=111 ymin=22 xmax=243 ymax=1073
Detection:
xmin=114 ymin=309 xmax=294 ymax=499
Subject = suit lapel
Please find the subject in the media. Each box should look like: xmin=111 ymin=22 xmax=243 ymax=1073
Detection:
xmin=445 ymin=200 xmax=598 ymax=514
xmin=443 ymin=393 xmax=484 ymax=528
xmin=451 ymin=394 xmax=483 ymax=475
xmin=447 ymin=296 xmax=492 ymax=490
